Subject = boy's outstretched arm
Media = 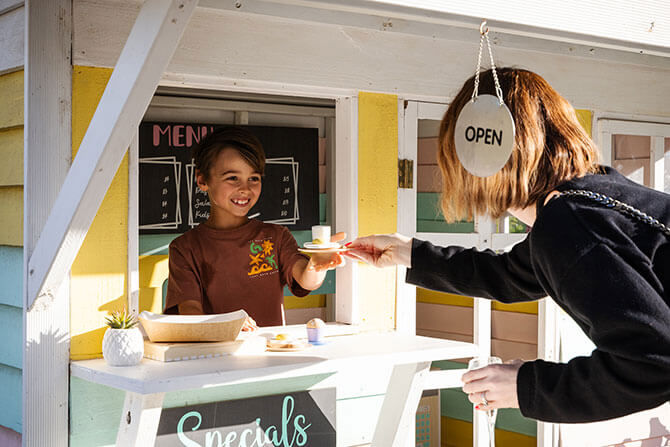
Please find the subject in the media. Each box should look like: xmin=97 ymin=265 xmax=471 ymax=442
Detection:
xmin=292 ymin=232 xmax=346 ymax=290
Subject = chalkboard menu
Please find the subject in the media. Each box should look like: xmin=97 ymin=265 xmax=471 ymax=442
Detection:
xmin=139 ymin=122 xmax=319 ymax=233
xmin=155 ymin=389 xmax=336 ymax=446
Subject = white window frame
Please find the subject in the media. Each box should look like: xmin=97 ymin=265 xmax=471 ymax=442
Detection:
xmin=127 ymin=87 xmax=360 ymax=325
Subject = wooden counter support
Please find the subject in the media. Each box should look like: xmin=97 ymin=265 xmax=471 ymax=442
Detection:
xmin=116 ymin=392 xmax=165 ymax=446
xmin=371 ymin=361 xmax=430 ymax=447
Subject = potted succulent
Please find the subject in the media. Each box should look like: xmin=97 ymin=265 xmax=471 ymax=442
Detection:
xmin=102 ymin=309 xmax=144 ymax=367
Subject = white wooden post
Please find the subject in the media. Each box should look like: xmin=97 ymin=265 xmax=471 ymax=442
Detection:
xmin=396 ymin=99 xmax=418 ymax=335
xmin=334 ymin=96 xmax=359 ymax=324
xmin=537 ymin=298 xmax=560 ymax=447
xmin=651 ymin=136 xmax=665 ymax=192
xmin=115 ymin=392 xmax=166 ymax=447
xmin=128 ymin=133 xmax=139 ymax=315
xmin=26 ymin=0 xmax=198 ymax=311
xmin=23 ymin=1 xmax=72 ymax=445
xmin=473 ymin=214 xmax=494 ymax=447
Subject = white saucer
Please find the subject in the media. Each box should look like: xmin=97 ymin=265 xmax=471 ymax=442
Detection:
xmin=303 ymin=242 xmax=340 ymax=249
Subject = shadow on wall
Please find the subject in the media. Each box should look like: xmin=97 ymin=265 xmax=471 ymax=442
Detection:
xmin=612 ymin=417 xmax=670 ymax=446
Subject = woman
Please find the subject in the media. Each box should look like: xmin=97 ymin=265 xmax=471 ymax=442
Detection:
xmin=344 ymin=68 xmax=670 ymax=423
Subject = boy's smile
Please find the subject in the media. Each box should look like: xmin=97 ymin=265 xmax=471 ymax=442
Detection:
xmin=196 ymin=147 xmax=262 ymax=230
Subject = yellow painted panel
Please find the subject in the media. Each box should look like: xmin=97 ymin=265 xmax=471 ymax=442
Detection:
xmin=575 ymin=109 xmax=592 ymax=137
xmin=358 ymin=92 xmax=398 ymax=330
xmin=284 ymin=294 xmax=326 ymax=309
xmin=493 ymin=301 xmax=538 ymax=314
xmin=70 ymin=66 xmax=129 ymax=359
xmin=358 ymin=92 xmax=397 ymax=236
xmin=0 ymin=186 xmax=22 ymax=246
xmin=417 ymin=288 xmax=537 ymax=314
xmin=139 ymin=286 xmax=165 ymax=315
xmin=441 ymin=417 xmax=535 ymax=447
xmin=417 ymin=288 xmax=474 ymax=307
xmin=0 ymin=70 xmax=23 ymax=129
xmin=139 ymin=255 xmax=169 ymax=288
xmin=0 ymin=127 xmax=23 ymax=186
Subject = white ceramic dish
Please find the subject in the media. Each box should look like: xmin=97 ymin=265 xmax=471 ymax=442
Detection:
xmin=304 ymin=242 xmax=340 ymax=249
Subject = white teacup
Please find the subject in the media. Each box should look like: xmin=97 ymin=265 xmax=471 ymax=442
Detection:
xmin=311 ymin=225 xmax=331 ymax=246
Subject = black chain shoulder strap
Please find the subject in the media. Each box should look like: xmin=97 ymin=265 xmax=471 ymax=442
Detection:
xmin=557 ymin=189 xmax=670 ymax=237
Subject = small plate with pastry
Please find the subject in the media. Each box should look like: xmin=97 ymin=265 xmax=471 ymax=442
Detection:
xmin=266 ymin=333 xmax=312 ymax=352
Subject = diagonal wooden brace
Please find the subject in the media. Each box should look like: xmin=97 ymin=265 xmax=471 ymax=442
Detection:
xmin=26 ymin=0 xmax=198 ymax=310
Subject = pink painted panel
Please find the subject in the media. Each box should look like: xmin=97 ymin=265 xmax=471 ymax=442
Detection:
xmin=418 ymin=137 xmax=439 ymax=165
xmin=490 ymin=339 xmax=537 ymax=362
xmin=318 ymin=137 xmax=326 ymax=165
xmin=319 ymin=165 xmax=326 ymax=193
xmin=417 ymin=165 xmax=441 ymax=192
xmin=613 ymin=134 xmax=650 ymax=160
xmin=614 ymin=158 xmax=650 ymax=187
xmin=0 ymin=426 xmax=20 ymax=447
xmin=416 ymin=303 xmax=538 ymax=344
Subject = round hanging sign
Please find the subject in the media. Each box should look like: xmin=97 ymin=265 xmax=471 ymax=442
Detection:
xmin=454 ymin=94 xmax=515 ymax=177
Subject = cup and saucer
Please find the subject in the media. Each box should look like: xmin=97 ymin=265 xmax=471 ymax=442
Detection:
xmin=299 ymin=225 xmax=349 ymax=253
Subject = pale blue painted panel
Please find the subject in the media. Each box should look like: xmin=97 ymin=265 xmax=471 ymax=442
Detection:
xmin=0 ymin=246 xmax=22 ymax=308
xmin=0 ymin=365 xmax=21 ymax=433
xmin=0 ymin=304 xmax=21 ymax=368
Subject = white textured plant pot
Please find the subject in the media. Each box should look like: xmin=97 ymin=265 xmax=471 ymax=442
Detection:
xmin=102 ymin=327 xmax=144 ymax=367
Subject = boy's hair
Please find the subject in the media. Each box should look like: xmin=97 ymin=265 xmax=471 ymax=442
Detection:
xmin=192 ymin=126 xmax=265 ymax=180
xmin=438 ymin=67 xmax=600 ymax=221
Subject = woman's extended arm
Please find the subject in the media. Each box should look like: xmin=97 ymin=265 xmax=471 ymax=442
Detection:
xmin=346 ymin=234 xmax=546 ymax=303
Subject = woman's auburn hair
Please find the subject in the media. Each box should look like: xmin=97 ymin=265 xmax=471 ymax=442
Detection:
xmin=438 ymin=67 xmax=600 ymax=222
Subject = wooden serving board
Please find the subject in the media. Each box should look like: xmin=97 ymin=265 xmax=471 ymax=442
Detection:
xmin=143 ymin=336 xmax=266 ymax=362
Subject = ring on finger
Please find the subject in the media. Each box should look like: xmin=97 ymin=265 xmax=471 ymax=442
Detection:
xmin=481 ymin=391 xmax=488 ymax=406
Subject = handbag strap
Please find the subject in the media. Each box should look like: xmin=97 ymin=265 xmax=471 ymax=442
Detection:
xmin=557 ymin=189 xmax=670 ymax=237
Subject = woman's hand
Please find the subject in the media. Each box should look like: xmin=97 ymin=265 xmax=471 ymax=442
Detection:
xmin=306 ymin=232 xmax=347 ymax=273
xmin=461 ymin=359 xmax=523 ymax=410
xmin=241 ymin=316 xmax=258 ymax=332
xmin=343 ymin=233 xmax=413 ymax=268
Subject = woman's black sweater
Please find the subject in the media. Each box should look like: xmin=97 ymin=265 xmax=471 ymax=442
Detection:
xmin=406 ymin=167 xmax=670 ymax=423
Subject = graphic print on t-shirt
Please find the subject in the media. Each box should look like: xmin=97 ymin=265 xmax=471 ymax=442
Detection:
xmin=248 ymin=238 xmax=278 ymax=277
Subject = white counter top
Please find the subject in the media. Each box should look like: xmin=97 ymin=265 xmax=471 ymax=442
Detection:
xmin=71 ymin=332 xmax=477 ymax=395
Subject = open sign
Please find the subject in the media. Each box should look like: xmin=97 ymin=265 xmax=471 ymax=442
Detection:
xmin=454 ymin=94 xmax=515 ymax=177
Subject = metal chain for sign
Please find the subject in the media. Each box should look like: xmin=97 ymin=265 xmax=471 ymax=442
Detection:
xmin=454 ymin=20 xmax=515 ymax=178
xmin=472 ymin=21 xmax=504 ymax=105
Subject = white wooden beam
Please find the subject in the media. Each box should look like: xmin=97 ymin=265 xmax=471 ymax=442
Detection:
xmin=334 ymin=96 xmax=359 ymax=324
xmin=396 ymin=99 xmax=417 ymax=334
xmin=23 ymin=1 xmax=71 ymax=445
xmin=26 ymin=0 xmax=198 ymax=311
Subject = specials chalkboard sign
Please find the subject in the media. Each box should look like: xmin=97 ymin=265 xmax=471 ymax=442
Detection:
xmin=155 ymin=389 xmax=336 ymax=446
xmin=139 ymin=122 xmax=319 ymax=233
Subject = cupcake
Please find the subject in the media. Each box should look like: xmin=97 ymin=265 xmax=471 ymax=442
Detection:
xmin=306 ymin=318 xmax=325 ymax=343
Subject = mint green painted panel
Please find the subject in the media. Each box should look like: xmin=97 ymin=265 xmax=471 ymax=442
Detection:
xmin=0 ymin=246 xmax=22 ymax=308
xmin=319 ymin=193 xmax=327 ymax=224
xmin=416 ymin=193 xmax=475 ymax=233
xmin=0 ymin=365 xmax=21 ymax=433
xmin=138 ymin=233 xmax=180 ymax=257
xmin=417 ymin=220 xmax=475 ymax=233
xmin=417 ymin=192 xmax=445 ymax=221
xmin=0 ymin=304 xmax=21 ymax=368
xmin=70 ymin=373 xmax=334 ymax=447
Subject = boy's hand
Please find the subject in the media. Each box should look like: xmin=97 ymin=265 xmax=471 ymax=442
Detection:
xmin=307 ymin=232 xmax=347 ymax=272
xmin=241 ymin=316 xmax=258 ymax=332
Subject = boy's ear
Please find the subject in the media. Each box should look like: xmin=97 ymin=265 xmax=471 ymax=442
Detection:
xmin=195 ymin=170 xmax=208 ymax=192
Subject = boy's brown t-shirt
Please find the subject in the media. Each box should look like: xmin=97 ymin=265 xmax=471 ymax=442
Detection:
xmin=164 ymin=219 xmax=310 ymax=326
